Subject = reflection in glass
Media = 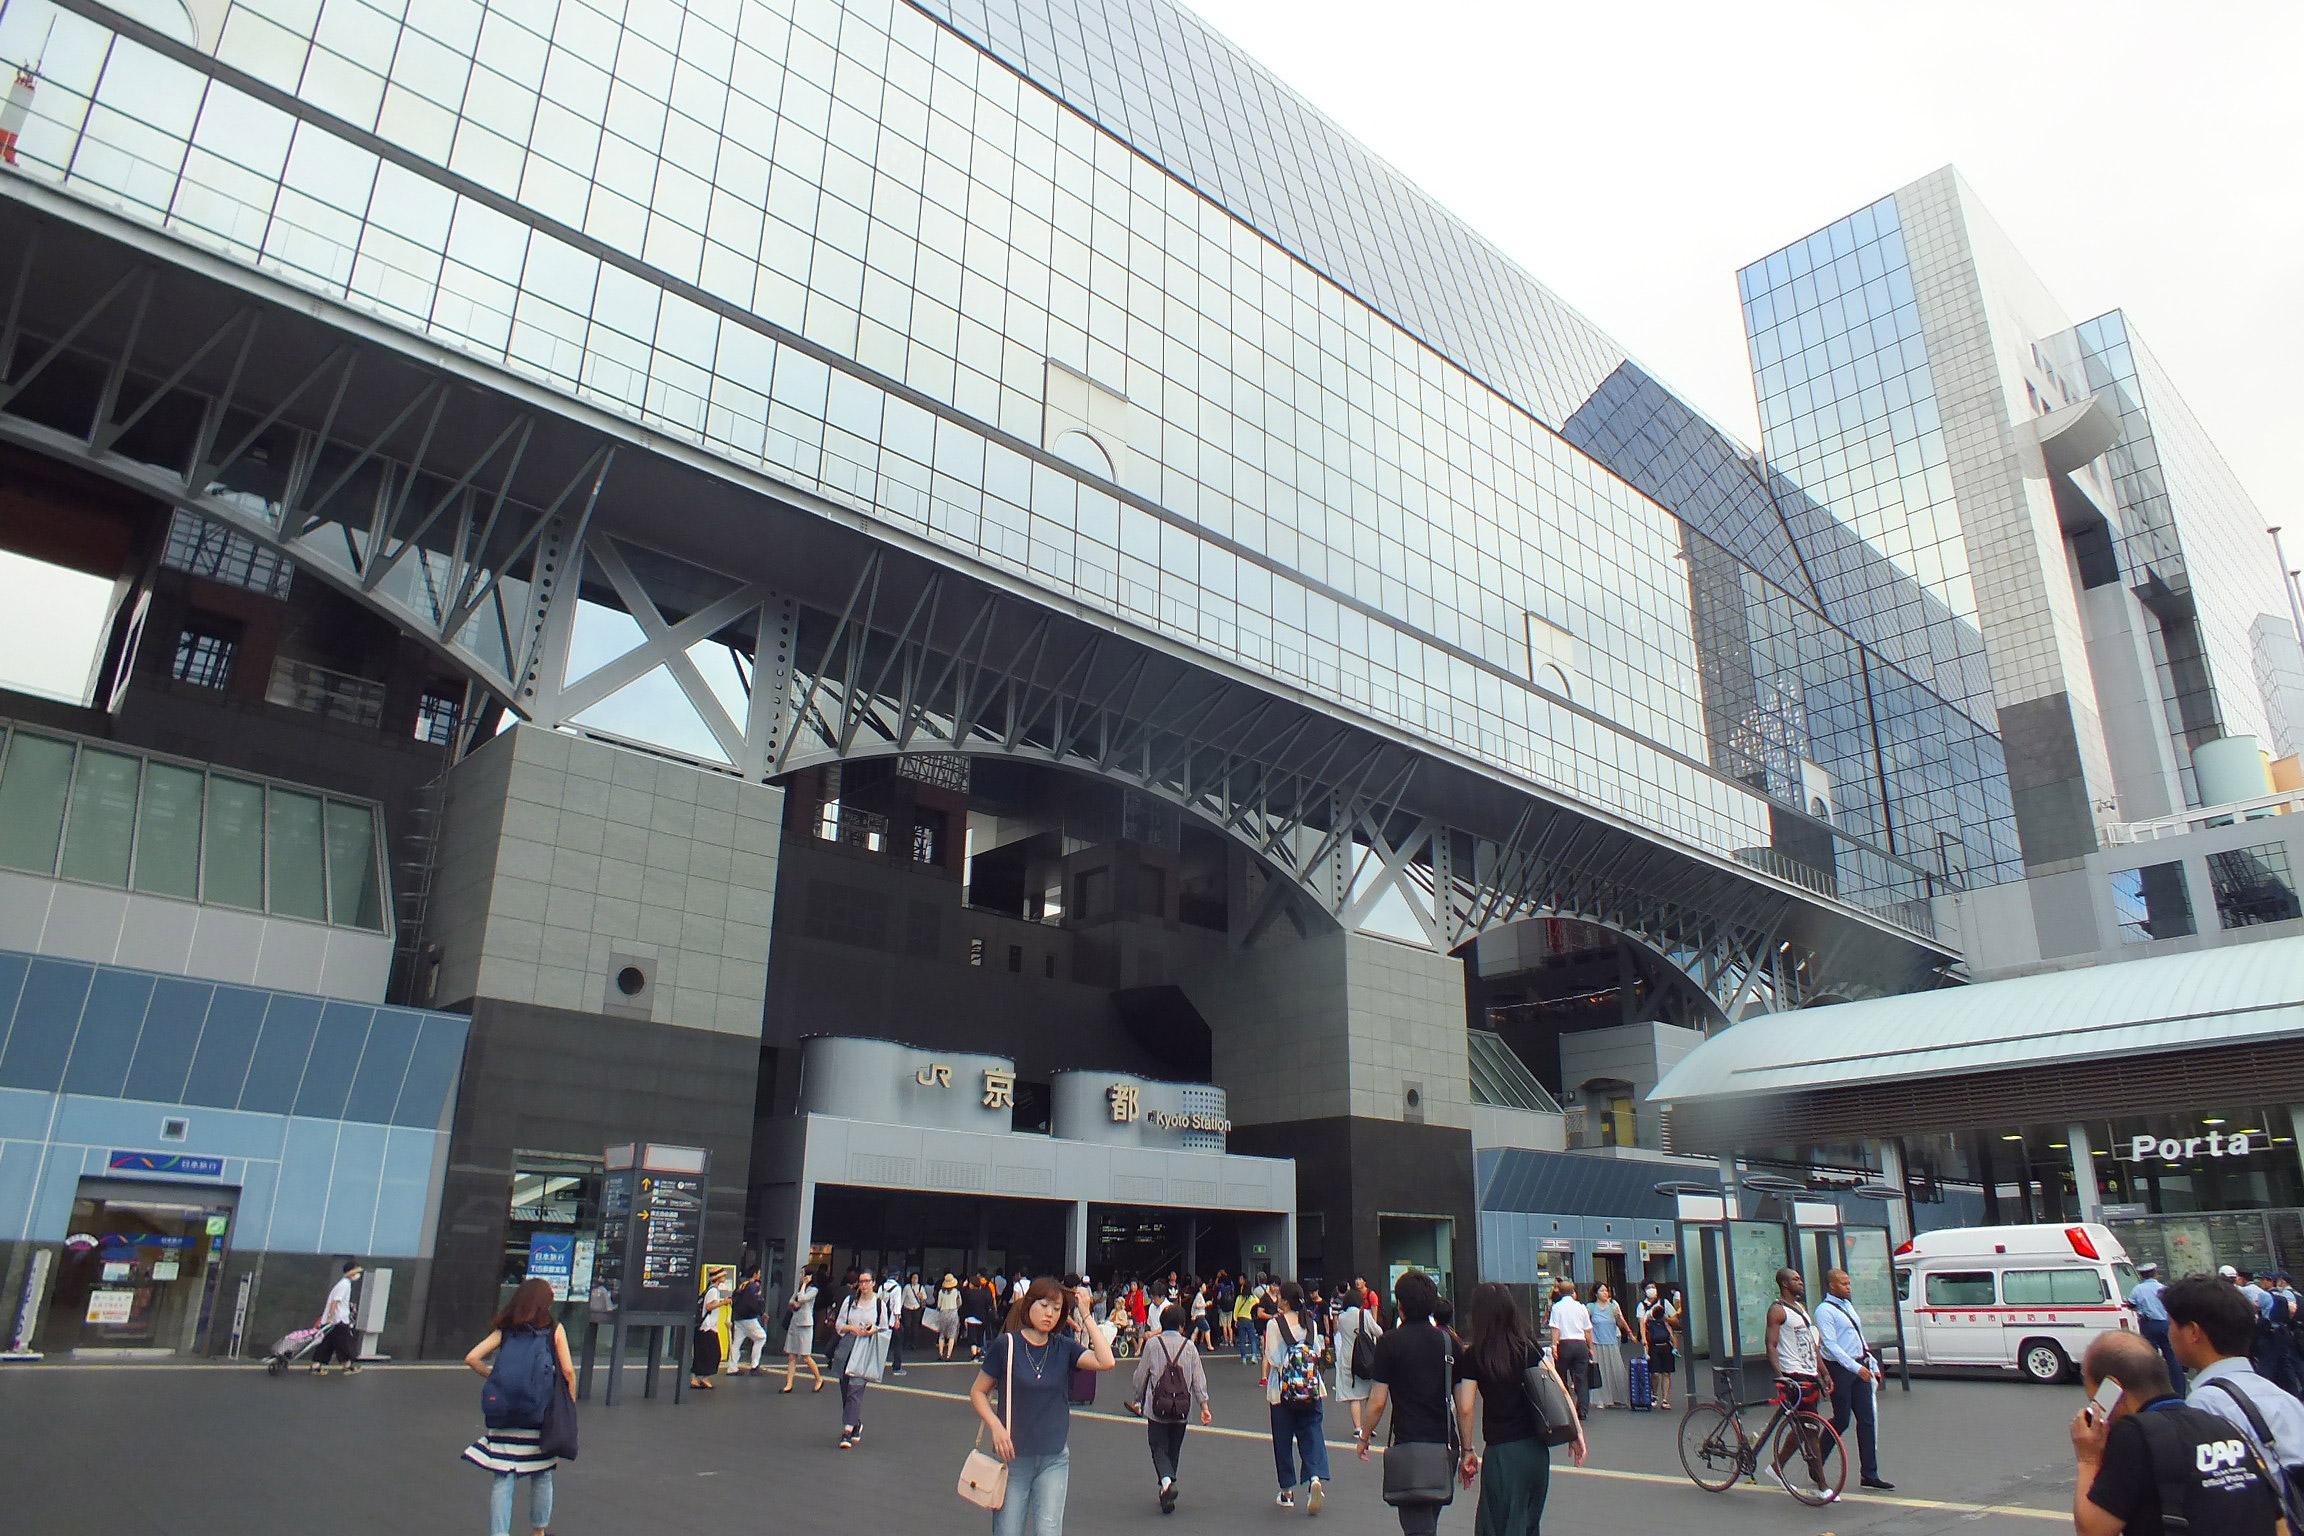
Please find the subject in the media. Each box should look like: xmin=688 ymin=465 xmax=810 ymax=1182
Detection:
xmin=203 ymin=775 xmax=266 ymax=910
xmin=0 ymin=732 xmax=75 ymax=874
xmin=60 ymin=746 xmax=140 ymax=887
xmin=134 ymin=762 xmax=205 ymax=900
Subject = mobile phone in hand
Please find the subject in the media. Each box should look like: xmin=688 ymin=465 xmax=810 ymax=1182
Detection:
xmin=2088 ymin=1376 xmax=2124 ymax=1422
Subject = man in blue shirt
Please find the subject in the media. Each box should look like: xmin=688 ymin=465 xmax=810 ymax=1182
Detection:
xmin=1817 ymin=1269 xmax=1892 ymax=1491
xmin=2168 ymin=1273 xmax=2304 ymax=1525
xmin=2128 ymin=1262 xmax=2183 ymax=1393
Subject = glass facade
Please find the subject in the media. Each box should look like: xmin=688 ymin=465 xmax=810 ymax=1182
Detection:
xmin=2205 ymin=841 xmax=2301 ymax=930
xmin=0 ymin=0 xmax=2040 ymax=916
xmin=2108 ymin=860 xmax=2194 ymax=943
xmin=2073 ymin=310 xmax=2301 ymax=779
xmin=0 ymin=721 xmax=387 ymax=929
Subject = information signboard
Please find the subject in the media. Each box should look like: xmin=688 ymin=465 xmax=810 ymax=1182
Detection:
xmin=594 ymin=1144 xmax=707 ymax=1319
xmin=527 ymin=1233 xmax=576 ymax=1300
xmin=1728 ymin=1219 xmax=1789 ymax=1360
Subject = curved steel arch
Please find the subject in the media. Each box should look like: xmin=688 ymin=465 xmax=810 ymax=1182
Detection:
xmin=0 ymin=200 xmax=1950 ymax=1014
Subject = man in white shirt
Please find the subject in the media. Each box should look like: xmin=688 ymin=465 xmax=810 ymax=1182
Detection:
xmin=1548 ymin=1280 xmax=1595 ymax=1419
xmin=313 ymin=1259 xmax=363 ymax=1375
xmin=2169 ymin=1272 xmax=2304 ymax=1518
xmin=1817 ymin=1269 xmax=1893 ymax=1490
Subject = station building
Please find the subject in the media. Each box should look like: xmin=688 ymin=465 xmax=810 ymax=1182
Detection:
xmin=0 ymin=0 xmax=2286 ymax=1356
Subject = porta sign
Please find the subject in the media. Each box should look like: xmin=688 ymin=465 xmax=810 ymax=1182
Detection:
xmin=2129 ymin=1130 xmax=2257 ymax=1161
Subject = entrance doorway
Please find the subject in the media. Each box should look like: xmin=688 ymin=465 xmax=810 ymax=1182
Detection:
xmin=48 ymin=1181 xmax=235 ymax=1354
xmin=1379 ymin=1213 xmax=1455 ymax=1299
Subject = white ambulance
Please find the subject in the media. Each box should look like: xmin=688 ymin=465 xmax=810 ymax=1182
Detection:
xmin=1891 ymin=1223 xmax=2139 ymax=1383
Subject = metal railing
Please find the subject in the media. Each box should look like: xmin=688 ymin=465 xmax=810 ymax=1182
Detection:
xmin=2104 ymin=788 xmax=2304 ymax=844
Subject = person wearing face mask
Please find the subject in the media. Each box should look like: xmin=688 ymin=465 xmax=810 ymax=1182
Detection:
xmin=1638 ymin=1282 xmax=1679 ymax=1411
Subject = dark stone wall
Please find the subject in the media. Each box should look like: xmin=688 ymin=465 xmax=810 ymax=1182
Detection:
xmin=420 ymin=999 xmax=759 ymax=1358
xmin=1229 ymin=1116 xmax=1478 ymax=1293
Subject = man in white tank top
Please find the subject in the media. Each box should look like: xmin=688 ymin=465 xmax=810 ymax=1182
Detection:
xmin=1764 ymin=1267 xmax=1837 ymax=1502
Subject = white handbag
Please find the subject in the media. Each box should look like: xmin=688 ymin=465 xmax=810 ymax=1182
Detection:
xmin=957 ymin=1332 xmax=1012 ymax=1510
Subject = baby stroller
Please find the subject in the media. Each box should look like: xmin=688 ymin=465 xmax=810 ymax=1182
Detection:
xmin=265 ymin=1324 xmax=328 ymax=1376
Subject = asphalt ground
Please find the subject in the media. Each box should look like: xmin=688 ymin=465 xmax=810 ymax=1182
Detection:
xmin=0 ymin=1349 xmax=2081 ymax=1535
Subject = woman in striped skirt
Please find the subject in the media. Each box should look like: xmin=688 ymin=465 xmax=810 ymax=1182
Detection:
xmin=463 ymin=1279 xmax=575 ymax=1536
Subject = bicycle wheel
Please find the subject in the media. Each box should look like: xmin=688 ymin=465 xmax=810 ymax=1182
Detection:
xmin=1676 ymin=1403 xmax=1749 ymax=1493
xmin=1769 ymin=1411 xmax=1847 ymax=1506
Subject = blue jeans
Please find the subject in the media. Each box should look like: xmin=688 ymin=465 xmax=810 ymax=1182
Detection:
xmin=488 ymin=1470 xmax=553 ymax=1536
xmin=991 ymin=1449 xmax=1070 ymax=1536
xmin=1270 ymin=1400 xmax=1330 ymax=1489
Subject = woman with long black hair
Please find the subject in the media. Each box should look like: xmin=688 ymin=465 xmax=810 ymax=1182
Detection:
xmin=1456 ymin=1282 xmax=1585 ymax=1534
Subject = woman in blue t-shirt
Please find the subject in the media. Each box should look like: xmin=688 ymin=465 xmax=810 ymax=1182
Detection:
xmin=970 ymin=1275 xmax=1119 ymax=1534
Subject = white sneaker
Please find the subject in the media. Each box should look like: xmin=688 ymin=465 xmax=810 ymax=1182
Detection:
xmin=1305 ymin=1478 xmax=1323 ymax=1516
xmin=1275 ymin=1491 xmax=1293 ymax=1508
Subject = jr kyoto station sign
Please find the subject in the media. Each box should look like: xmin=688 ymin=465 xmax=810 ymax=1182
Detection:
xmin=794 ymin=1037 xmax=1231 ymax=1150
xmin=1050 ymin=1070 xmax=1232 ymax=1151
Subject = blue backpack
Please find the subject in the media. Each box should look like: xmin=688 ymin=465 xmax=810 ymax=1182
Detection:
xmin=482 ymin=1328 xmax=558 ymax=1429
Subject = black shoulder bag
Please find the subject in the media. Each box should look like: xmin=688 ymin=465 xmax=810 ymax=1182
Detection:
xmin=1522 ymin=1346 xmax=1583 ymax=1448
xmin=1382 ymin=1327 xmax=1460 ymax=1508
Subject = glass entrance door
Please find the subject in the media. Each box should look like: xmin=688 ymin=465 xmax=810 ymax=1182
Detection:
xmin=48 ymin=1182 xmax=235 ymax=1353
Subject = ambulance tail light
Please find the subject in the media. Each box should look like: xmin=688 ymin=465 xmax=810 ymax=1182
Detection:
xmin=2066 ymin=1226 xmax=2101 ymax=1261
xmin=1893 ymin=1238 xmax=1914 ymax=1258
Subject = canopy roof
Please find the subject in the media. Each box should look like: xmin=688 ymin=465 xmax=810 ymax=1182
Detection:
xmin=1649 ymin=935 xmax=2304 ymax=1106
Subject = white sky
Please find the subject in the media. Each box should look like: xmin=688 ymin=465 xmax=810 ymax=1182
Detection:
xmin=1182 ymin=0 xmax=2304 ymax=512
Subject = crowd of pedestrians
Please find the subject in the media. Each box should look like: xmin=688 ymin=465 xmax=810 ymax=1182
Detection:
xmin=428 ymin=1252 xmax=1708 ymax=1535
xmin=2074 ymin=1261 xmax=2304 ymax=1535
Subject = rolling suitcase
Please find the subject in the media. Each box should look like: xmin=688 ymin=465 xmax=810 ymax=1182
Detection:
xmin=1627 ymin=1354 xmax=1654 ymax=1412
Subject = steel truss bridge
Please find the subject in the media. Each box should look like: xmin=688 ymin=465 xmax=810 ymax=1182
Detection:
xmin=0 ymin=183 xmax=1958 ymax=1019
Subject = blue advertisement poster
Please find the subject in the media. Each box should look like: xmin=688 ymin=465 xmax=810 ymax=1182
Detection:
xmin=527 ymin=1233 xmax=576 ymax=1300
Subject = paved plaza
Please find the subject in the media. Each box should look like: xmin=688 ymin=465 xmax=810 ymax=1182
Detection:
xmin=0 ymin=1354 xmax=2081 ymax=1534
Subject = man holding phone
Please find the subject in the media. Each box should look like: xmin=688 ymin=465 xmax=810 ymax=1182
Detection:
xmin=2072 ymin=1331 xmax=2278 ymax=1535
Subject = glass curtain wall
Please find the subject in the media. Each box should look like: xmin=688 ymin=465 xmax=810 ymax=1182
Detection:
xmin=0 ymin=721 xmax=385 ymax=930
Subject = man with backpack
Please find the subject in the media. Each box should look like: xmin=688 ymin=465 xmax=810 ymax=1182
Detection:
xmin=2165 ymin=1273 xmax=2304 ymax=1529
xmin=2074 ymin=1329 xmax=2280 ymax=1536
xmin=728 ymin=1264 xmax=769 ymax=1374
xmin=1129 ymin=1301 xmax=1214 ymax=1514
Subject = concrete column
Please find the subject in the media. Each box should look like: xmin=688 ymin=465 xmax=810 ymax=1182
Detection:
xmin=1184 ymin=1216 xmax=1198 ymax=1279
xmin=1717 ymin=1152 xmax=1741 ymax=1218
xmin=1066 ymin=1200 xmax=1088 ymax=1276
xmin=1875 ymin=1139 xmax=1913 ymax=1245
xmin=2289 ymin=1107 xmax=2304 ymax=1189
xmin=2068 ymin=1124 xmax=2105 ymax=1223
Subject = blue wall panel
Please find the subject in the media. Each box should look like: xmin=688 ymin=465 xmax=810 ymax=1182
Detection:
xmin=235 ymin=1158 xmax=279 ymax=1253
xmin=0 ymin=959 xmax=92 ymax=1091
xmin=239 ymin=995 xmax=321 ymax=1114
xmin=182 ymin=985 xmax=266 ymax=1108
xmin=372 ymin=1129 xmax=441 ymax=1255
xmin=264 ymin=1118 xmax=340 ymax=1251
xmin=320 ymin=1121 xmax=387 ymax=1254
xmin=343 ymin=1012 xmax=417 ymax=1125
xmin=0 ymin=952 xmax=466 ymax=1258
xmin=0 ymin=1085 xmax=51 ymax=1141
xmin=123 ymin=977 xmax=215 ymax=1103
xmin=392 ymin=1015 xmax=467 ymax=1129
xmin=60 ymin=969 xmax=155 ymax=1097
xmin=0 ymin=1141 xmax=41 ymax=1243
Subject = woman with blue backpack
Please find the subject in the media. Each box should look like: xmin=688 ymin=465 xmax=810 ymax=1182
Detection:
xmin=1127 ymin=1302 xmax=1213 ymax=1514
xmin=462 ymin=1278 xmax=577 ymax=1536
xmin=1263 ymin=1280 xmax=1332 ymax=1513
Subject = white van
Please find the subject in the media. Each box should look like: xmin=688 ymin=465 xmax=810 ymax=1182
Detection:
xmin=1892 ymin=1223 xmax=2139 ymax=1383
